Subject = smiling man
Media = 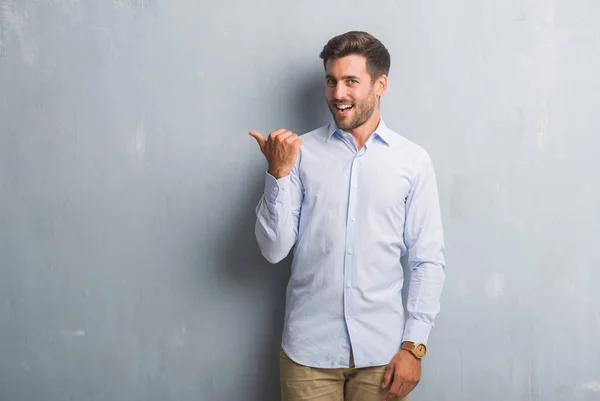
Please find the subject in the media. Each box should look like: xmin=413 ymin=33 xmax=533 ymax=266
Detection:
xmin=249 ymin=31 xmax=446 ymax=401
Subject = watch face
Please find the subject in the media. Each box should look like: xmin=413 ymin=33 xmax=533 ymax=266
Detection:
xmin=415 ymin=344 xmax=426 ymax=357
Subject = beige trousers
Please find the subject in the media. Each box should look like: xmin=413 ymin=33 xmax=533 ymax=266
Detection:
xmin=280 ymin=348 xmax=408 ymax=401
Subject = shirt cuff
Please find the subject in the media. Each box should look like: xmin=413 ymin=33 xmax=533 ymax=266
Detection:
xmin=264 ymin=171 xmax=291 ymax=204
xmin=402 ymin=317 xmax=433 ymax=345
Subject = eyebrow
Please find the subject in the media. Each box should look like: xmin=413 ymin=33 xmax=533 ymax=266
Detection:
xmin=326 ymin=74 xmax=361 ymax=80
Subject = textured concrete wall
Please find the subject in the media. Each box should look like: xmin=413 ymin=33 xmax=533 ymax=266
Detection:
xmin=1 ymin=1 xmax=599 ymax=400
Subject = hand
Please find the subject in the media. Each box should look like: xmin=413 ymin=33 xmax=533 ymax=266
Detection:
xmin=381 ymin=350 xmax=421 ymax=400
xmin=249 ymin=128 xmax=302 ymax=179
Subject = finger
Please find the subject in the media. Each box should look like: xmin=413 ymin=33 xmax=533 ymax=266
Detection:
xmin=381 ymin=365 xmax=394 ymax=389
xmin=284 ymin=133 xmax=299 ymax=143
xmin=383 ymin=386 xmax=401 ymax=401
xmin=268 ymin=128 xmax=287 ymax=140
xmin=276 ymin=130 xmax=294 ymax=142
xmin=384 ymin=375 xmax=404 ymax=401
xmin=292 ymin=137 xmax=303 ymax=150
xmin=248 ymin=130 xmax=266 ymax=150
xmin=397 ymin=381 xmax=414 ymax=398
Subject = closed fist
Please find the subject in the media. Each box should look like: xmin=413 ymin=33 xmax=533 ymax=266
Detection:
xmin=249 ymin=128 xmax=302 ymax=179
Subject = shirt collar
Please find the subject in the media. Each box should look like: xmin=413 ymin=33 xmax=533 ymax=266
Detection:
xmin=326 ymin=118 xmax=391 ymax=146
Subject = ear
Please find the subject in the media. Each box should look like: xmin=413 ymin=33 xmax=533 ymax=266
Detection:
xmin=375 ymin=74 xmax=388 ymax=97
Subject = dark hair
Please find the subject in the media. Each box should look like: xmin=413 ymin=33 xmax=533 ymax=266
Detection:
xmin=319 ymin=31 xmax=391 ymax=82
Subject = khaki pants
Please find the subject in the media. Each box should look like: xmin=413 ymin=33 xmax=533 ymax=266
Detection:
xmin=280 ymin=348 xmax=408 ymax=401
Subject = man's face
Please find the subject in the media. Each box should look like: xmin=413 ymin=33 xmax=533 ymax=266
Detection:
xmin=325 ymin=54 xmax=384 ymax=132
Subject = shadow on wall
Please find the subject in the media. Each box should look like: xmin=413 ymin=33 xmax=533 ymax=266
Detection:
xmin=218 ymin=170 xmax=292 ymax=401
xmin=213 ymin=72 xmax=329 ymax=401
xmin=288 ymin=68 xmax=331 ymax=135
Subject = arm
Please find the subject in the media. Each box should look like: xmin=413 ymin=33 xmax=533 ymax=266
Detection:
xmin=382 ymin=150 xmax=446 ymax=400
xmin=248 ymin=128 xmax=303 ymax=264
xmin=254 ymin=160 xmax=303 ymax=264
xmin=402 ymin=150 xmax=446 ymax=344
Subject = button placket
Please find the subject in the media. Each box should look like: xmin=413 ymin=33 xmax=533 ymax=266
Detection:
xmin=344 ymin=154 xmax=360 ymax=329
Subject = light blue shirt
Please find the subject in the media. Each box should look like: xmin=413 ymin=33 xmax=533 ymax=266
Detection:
xmin=254 ymin=118 xmax=446 ymax=369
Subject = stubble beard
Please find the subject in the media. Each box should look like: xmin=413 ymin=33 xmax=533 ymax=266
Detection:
xmin=329 ymin=93 xmax=378 ymax=132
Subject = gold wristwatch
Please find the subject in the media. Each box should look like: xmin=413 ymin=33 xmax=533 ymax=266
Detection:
xmin=401 ymin=341 xmax=427 ymax=359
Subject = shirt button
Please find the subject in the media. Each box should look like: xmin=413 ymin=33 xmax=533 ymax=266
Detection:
xmin=346 ymin=316 xmax=351 ymax=320
xmin=347 ymin=284 xmax=351 ymax=288
xmin=352 ymin=184 xmax=358 ymax=188
xmin=348 ymin=250 xmax=353 ymax=255
xmin=351 ymin=217 xmax=355 ymax=222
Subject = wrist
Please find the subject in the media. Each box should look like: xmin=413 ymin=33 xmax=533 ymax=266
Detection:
xmin=400 ymin=349 xmax=420 ymax=361
xmin=401 ymin=341 xmax=427 ymax=360
xmin=268 ymin=167 xmax=290 ymax=179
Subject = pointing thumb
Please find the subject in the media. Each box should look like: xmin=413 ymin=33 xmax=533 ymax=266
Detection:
xmin=248 ymin=130 xmax=266 ymax=150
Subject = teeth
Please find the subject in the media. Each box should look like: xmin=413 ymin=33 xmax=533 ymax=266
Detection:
xmin=337 ymin=105 xmax=352 ymax=110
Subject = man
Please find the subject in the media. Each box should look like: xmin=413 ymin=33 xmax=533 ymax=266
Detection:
xmin=249 ymin=31 xmax=446 ymax=401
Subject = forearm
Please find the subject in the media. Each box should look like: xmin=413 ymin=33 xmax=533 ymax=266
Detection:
xmin=254 ymin=171 xmax=301 ymax=264
xmin=402 ymin=260 xmax=446 ymax=344
xmin=402 ymin=150 xmax=446 ymax=344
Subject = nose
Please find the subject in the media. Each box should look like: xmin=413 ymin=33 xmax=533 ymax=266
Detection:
xmin=334 ymin=82 xmax=347 ymax=100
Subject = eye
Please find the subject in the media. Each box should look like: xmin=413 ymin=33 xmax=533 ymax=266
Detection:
xmin=326 ymin=78 xmax=336 ymax=86
xmin=348 ymin=79 xmax=358 ymax=85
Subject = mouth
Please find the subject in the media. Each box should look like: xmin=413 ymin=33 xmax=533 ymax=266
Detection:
xmin=333 ymin=103 xmax=354 ymax=116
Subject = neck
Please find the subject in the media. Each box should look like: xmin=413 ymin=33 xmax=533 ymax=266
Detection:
xmin=348 ymin=109 xmax=381 ymax=149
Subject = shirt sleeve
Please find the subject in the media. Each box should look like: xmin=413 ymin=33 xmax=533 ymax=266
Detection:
xmin=254 ymin=159 xmax=303 ymax=264
xmin=401 ymin=150 xmax=446 ymax=345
